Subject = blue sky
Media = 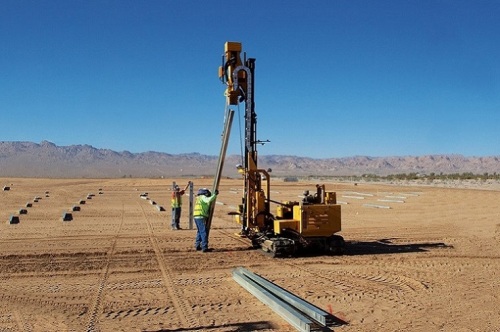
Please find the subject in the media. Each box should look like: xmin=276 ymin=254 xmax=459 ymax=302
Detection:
xmin=1 ymin=0 xmax=499 ymax=158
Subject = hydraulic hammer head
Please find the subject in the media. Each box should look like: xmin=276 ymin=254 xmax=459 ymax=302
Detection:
xmin=219 ymin=42 xmax=247 ymax=105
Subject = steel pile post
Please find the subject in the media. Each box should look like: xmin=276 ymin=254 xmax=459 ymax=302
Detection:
xmin=206 ymin=109 xmax=234 ymax=236
xmin=188 ymin=181 xmax=194 ymax=229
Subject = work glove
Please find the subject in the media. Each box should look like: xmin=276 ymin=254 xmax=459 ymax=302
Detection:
xmin=214 ymin=190 xmax=219 ymax=195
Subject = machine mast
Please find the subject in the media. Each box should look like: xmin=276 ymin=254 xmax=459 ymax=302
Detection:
xmin=220 ymin=42 xmax=270 ymax=233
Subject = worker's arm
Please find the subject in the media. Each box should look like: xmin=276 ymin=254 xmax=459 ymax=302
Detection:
xmin=204 ymin=191 xmax=218 ymax=204
xmin=183 ymin=181 xmax=191 ymax=191
xmin=210 ymin=191 xmax=218 ymax=203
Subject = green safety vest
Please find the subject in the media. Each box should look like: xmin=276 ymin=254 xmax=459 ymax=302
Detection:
xmin=194 ymin=194 xmax=217 ymax=217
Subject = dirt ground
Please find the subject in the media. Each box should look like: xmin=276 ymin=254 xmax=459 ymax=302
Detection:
xmin=0 ymin=177 xmax=499 ymax=332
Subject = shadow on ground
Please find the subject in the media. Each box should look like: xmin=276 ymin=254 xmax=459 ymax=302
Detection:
xmin=345 ymin=238 xmax=453 ymax=255
xmin=178 ymin=238 xmax=452 ymax=258
xmin=144 ymin=320 xmax=274 ymax=332
xmin=145 ymin=317 xmax=348 ymax=331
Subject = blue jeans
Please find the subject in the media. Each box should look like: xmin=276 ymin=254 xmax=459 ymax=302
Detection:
xmin=194 ymin=216 xmax=208 ymax=250
xmin=172 ymin=207 xmax=181 ymax=229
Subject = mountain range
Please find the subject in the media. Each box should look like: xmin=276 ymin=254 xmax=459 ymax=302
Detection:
xmin=0 ymin=141 xmax=498 ymax=178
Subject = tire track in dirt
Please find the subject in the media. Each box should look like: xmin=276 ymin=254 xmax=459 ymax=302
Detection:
xmin=138 ymin=202 xmax=200 ymax=329
xmin=216 ymin=228 xmax=429 ymax=312
xmin=216 ymin=228 xmax=254 ymax=247
xmin=104 ymin=306 xmax=172 ymax=320
xmin=13 ymin=310 xmax=31 ymax=332
xmin=85 ymin=202 xmax=125 ymax=332
xmin=275 ymin=257 xmax=432 ymax=313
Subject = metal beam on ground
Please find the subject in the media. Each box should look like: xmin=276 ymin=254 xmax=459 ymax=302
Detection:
xmin=363 ymin=203 xmax=391 ymax=209
xmin=378 ymin=199 xmax=405 ymax=203
xmin=232 ymin=268 xmax=312 ymax=332
xmin=385 ymin=195 xmax=407 ymax=199
xmin=344 ymin=191 xmax=374 ymax=197
xmin=342 ymin=195 xmax=365 ymax=200
xmin=237 ymin=267 xmax=330 ymax=327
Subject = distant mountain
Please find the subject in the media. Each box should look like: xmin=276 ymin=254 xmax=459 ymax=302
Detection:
xmin=0 ymin=141 xmax=499 ymax=178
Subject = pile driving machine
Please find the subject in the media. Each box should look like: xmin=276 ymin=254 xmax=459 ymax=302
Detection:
xmin=219 ymin=42 xmax=345 ymax=257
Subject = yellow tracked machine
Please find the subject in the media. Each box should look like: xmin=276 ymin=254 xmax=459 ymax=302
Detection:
xmin=219 ymin=42 xmax=345 ymax=257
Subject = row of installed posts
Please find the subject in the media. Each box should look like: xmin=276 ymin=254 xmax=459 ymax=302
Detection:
xmin=61 ymin=190 xmax=103 ymax=222
xmin=6 ymin=187 xmax=103 ymax=224
xmin=7 ymin=190 xmax=50 ymax=224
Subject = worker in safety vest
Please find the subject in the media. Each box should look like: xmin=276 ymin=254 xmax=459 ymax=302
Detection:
xmin=171 ymin=181 xmax=191 ymax=230
xmin=193 ymin=188 xmax=218 ymax=252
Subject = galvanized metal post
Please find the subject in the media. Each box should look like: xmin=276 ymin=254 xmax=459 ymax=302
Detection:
xmin=188 ymin=181 xmax=194 ymax=229
xmin=206 ymin=109 xmax=235 ymax=236
xmin=171 ymin=181 xmax=176 ymax=227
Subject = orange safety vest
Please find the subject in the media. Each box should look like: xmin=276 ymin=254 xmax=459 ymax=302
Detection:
xmin=171 ymin=191 xmax=184 ymax=208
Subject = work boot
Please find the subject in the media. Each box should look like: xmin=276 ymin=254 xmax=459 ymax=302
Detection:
xmin=202 ymin=248 xmax=212 ymax=253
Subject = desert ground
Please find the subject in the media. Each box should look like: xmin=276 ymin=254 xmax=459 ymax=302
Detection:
xmin=0 ymin=177 xmax=499 ymax=332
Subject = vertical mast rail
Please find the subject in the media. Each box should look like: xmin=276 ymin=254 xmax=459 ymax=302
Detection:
xmin=231 ymin=62 xmax=256 ymax=231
